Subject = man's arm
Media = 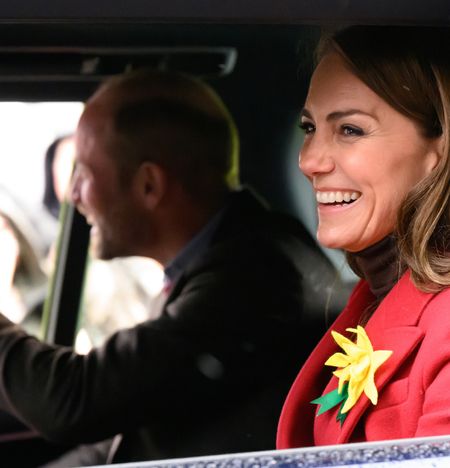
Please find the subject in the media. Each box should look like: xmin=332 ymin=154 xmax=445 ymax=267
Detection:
xmin=0 ymin=234 xmax=329 ymax=447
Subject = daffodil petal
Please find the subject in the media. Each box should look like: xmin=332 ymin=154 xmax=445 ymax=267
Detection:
xmin=340 ymin=341 xmax=363 ymax=357
xmin=325 ymin=352 xmax=352 ymax=368
xmin=341 ymin=387 xmax=359 ymax=413
xmin=340 ymin=397 xmax=353 ymax=414
xmin=343 ymin=376 xmax=366 ymax=413
xmin=333 ymin=329 xmax=368 ymax=358
xmin=331 ymin=331 xmax=355 ymax=349
xmin=363 ymin=371 xmax=378 ymax=405
xmin=371 ymin=350 xmax=393 ymax=372
xmin=333 ymin=368 xmax=350 ymax=394
xmin=352 ymin=326 xmax=374 ymax=352
xmin=349 ymin=355 xmax=370 ymax=381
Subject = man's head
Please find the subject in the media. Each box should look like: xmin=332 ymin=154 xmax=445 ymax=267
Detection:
xmin=70 ymin=70 xmax=240 ymax=263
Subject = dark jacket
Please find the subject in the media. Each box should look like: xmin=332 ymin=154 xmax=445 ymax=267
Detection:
xmin=0 ymin=189 xmax=342 ymax=464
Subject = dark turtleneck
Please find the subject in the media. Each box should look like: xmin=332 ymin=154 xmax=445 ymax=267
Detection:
xmin=347 ymin=235 xmax=402 ymax=302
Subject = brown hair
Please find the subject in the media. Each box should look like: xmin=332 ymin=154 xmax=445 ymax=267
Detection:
xmin=318 ymin=26 xmax=450 ymax=292
xmin=88 ymin=69 xmax=240 ymax=204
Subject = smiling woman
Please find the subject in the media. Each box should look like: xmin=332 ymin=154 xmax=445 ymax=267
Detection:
xmin=277 ymin=26 xmax=450 ymax=449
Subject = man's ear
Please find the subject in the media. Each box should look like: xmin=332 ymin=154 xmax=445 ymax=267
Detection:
xmin=134 ymin=162 xmax=168 ymax=210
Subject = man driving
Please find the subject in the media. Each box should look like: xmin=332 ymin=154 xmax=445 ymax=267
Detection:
xmin=0 ymin=70 xmax=338 ymax=466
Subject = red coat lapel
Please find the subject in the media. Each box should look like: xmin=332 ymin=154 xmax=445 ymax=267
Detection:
xmin=316 ymin=272 xmax=434 ymax=445
xmin=277 ymin=271 xmax=436 ymax=448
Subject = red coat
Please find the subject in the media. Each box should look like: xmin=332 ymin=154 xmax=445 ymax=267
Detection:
xmin=277 ymin=271 xmax=450 ymax=448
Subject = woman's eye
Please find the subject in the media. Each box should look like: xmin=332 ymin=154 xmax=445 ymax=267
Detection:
xmin=299 ymin=121 xmax=315 ymax=134
xmin=341 ymin=125 xmax=364 ymax=137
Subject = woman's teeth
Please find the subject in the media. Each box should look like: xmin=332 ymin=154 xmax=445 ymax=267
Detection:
xmin=316 ymin=191 xmax=361 ymax=204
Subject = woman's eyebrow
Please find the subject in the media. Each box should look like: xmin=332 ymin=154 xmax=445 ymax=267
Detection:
xmin=326 ymin=109 xmax=378 ymax=122
xmin=299 ymin=108 xmax=378 ymax=122
xmin=300 ymin=108 xmax=312 ymax=119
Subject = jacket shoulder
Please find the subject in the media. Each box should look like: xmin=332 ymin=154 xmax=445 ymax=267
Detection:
xmin=420 ymin=286 xmax=450 ymax=326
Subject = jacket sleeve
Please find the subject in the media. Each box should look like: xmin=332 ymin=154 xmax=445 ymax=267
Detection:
xmin=416 ymin=288 xmax=450 ymax=437
xmin=0 ymin=236 xmax=322 ymax=445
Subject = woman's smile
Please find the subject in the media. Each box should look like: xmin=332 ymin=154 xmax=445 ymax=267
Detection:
xmin=315 ymin=189 xmax=362 ymax=216
xmin=316 ymin=190 xmax=361 ymax=204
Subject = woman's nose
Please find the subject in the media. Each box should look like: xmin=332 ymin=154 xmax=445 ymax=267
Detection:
xmin=299 ymin=138 xmax=336 ymax=178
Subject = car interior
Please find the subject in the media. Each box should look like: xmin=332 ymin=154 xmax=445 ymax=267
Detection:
xmin=0 ymin=0 xmax=448 ymax=466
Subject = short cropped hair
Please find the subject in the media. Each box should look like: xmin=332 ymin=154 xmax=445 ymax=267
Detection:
xmin=90 ymin=70 xmax=240 ymax=203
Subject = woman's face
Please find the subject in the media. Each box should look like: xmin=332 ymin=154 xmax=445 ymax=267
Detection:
xmin=300 ymin=52 xmax=440 ymax=252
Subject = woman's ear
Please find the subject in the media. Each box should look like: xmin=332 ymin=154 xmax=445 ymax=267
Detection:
xmin=424 ymin=134 xmax=444 ymax=175
xmin=133 ymin=162 xmax=168 ymax=210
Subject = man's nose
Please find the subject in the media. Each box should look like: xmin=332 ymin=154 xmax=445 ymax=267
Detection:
xmin=299 ymin=137 xmax=336 ymax=178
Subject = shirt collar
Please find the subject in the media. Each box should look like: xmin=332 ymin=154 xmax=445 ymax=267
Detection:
xmin=164 ymin=205 xmax=226 ymax=285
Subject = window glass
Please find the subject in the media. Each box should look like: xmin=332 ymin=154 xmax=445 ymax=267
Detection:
xmin=0 ymin=102 xmax=83 ymax=336
xmin=75 ymin=255 xmax=164 ymax=352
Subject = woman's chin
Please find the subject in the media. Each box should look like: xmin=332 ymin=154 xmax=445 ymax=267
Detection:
xmin=317 ymin=229 xmax=349 ymax=251
xmin=316 ymin=229 xmax=365 ymax=252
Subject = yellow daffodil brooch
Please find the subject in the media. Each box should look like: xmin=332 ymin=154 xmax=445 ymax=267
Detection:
xmin=312 ymin=326 xmax=392 ymax=425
